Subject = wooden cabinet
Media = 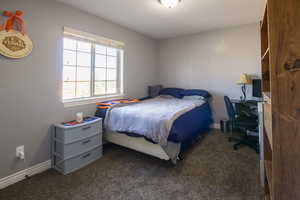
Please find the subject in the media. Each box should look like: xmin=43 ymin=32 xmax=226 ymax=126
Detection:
xmin=260 ymin=0 xmax=300 ymax=199
xmin=263 ymin=99 xmax=272 ymax=150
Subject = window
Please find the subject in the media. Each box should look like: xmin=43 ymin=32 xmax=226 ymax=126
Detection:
xmin=62 ymin=28 xmax=124 ymax=102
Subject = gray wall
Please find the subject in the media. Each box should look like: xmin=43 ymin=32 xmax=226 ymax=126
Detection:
xmin=0 ymin=0 xmax=158 ymax=179
xmin=158 ymin=24 xmax=261 ymax=122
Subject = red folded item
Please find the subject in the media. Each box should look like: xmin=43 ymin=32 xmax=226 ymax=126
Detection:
xmin=97 ymin=98 xmax=139 ymax=110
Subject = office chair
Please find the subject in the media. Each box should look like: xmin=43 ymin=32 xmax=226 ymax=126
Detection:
xmin=224 ymin=96 xmax=259 ymax=153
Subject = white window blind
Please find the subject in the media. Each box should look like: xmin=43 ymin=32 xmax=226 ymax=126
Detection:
xmin=62 ymin=27 xmax=124 ymax=102
xmin=64 ymin=27 xmax=125 ymax=49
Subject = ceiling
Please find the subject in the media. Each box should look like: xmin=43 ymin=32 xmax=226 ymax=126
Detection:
xmin=56 ymin=0 xmax=266 ymax=39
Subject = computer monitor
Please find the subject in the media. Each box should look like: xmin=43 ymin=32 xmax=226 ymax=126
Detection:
xmin=252 ymin=79 xmax=262 ymax=98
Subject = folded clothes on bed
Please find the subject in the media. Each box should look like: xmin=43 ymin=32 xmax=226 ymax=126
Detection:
xmin=95 ymin=98 xmax=140 ymax=120
xmin=97 ymin=98 xmax=140 ymax=109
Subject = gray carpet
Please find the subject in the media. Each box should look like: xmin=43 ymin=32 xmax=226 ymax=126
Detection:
xmin=0 ymin=130 xmax=262 ymax=200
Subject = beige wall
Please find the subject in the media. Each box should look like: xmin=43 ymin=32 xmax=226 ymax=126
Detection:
xmin=0 ymin=0 xmax=158 ymax=179
xmin=158 ymin=24 xmax=261 ymax=122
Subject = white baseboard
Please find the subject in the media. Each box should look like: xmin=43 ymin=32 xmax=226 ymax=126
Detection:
xmin=211 ymin=123 xmax=220 ymax=129
xmin=0 ymin=160 xmax=51 ymax=190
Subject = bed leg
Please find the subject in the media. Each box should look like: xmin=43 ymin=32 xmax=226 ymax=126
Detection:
xmin=171 ymin=155 xmax=183 ymax=165
xmin=178 ymin=154 xmax=184 ymax=161
xmin=171 ymin=159 xmax=177 ymax=165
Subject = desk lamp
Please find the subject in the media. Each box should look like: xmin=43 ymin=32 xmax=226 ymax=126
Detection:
xmin=238 ymin=73 xmax=251 ymax=101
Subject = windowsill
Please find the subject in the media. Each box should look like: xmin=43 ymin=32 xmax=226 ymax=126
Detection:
xmin=63 ymin=94 xmax=125 ymax=108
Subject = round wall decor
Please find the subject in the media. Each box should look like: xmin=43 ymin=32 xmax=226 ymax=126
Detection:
xmin=0 ymin=10 xmax=32 ymax=58
xmin=0 ymin=30 xmax=32 ymax=58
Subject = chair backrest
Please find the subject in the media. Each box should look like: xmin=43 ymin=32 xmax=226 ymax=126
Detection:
xmin=224 ymin=96 xmax=235 ymax=120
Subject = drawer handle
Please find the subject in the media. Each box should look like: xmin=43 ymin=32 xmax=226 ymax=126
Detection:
xmin=82 ymin=139 xmax=91 ymax=145
xmin=82 ymin=126 xmax=91 ymax=131
xmin=82 ymin=153 xmax=91 ymax=159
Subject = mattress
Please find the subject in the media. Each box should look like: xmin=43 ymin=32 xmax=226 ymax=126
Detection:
xmin=95 ymin=99 xmax=213 ymax=149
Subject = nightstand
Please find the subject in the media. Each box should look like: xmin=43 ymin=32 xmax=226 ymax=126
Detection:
xmin=52 ymin=117 xmax=103 ymax=175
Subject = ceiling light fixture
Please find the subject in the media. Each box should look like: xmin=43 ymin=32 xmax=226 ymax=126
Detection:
xmin=159 ymin=0 xmax=181 ymax=8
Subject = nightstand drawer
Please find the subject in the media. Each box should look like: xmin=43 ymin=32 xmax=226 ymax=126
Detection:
xmin=54 ymin=146 xmax=102 ymax=175
xmin=55 ymin=121 xmax=102 ymax=144
xmin=55 ymin=134 xmax=102 ymax=158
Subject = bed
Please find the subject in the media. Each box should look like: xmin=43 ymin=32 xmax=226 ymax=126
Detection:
xmin=95 ymin=88 xmax=213 ymax=164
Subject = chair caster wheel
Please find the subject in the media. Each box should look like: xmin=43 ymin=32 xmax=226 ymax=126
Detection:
xmin=228 ymin=138 xmax=232 ymax=142
xmin=233 ymin=145 xmax=238 ymax=150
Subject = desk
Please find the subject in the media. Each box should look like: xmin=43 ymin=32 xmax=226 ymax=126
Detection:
xmin=230 ymin=99 xmax=262 ymax=104
xmin=230 ymin=99 xmax=260 ymax=117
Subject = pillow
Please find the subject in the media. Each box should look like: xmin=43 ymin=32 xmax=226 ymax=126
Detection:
xmin=159 ymin=88 xmax=184 ymax=99
xmin=159 ymin=95 xmax=175 ymax=99
xmin=183 ymin=95 xmax=205 ymax=101
xmin=148 ymin=85 xmax=163 ymax=98
xmin=182 ymin=89 xmax=211 ymax=99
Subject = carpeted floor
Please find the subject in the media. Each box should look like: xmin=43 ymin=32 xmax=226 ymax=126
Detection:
xmin=0 ymin=130 xmax=262 ymax=200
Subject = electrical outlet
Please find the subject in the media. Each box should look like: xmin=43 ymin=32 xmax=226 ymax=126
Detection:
xmin=16 ymin=145 xmax=25 ymax=159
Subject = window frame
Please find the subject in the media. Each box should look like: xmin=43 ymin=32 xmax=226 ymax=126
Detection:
xmin=62 ymin=35 xmax=124 ymax=106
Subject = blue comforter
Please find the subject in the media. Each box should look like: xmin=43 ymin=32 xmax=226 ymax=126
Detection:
xmin=104 ymin=96 xmax=206 ymax=146
xmin=95 ymin=97 xmax=213 ymax=149
xmin=168 ymin=102 xmax=212 ymax=150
